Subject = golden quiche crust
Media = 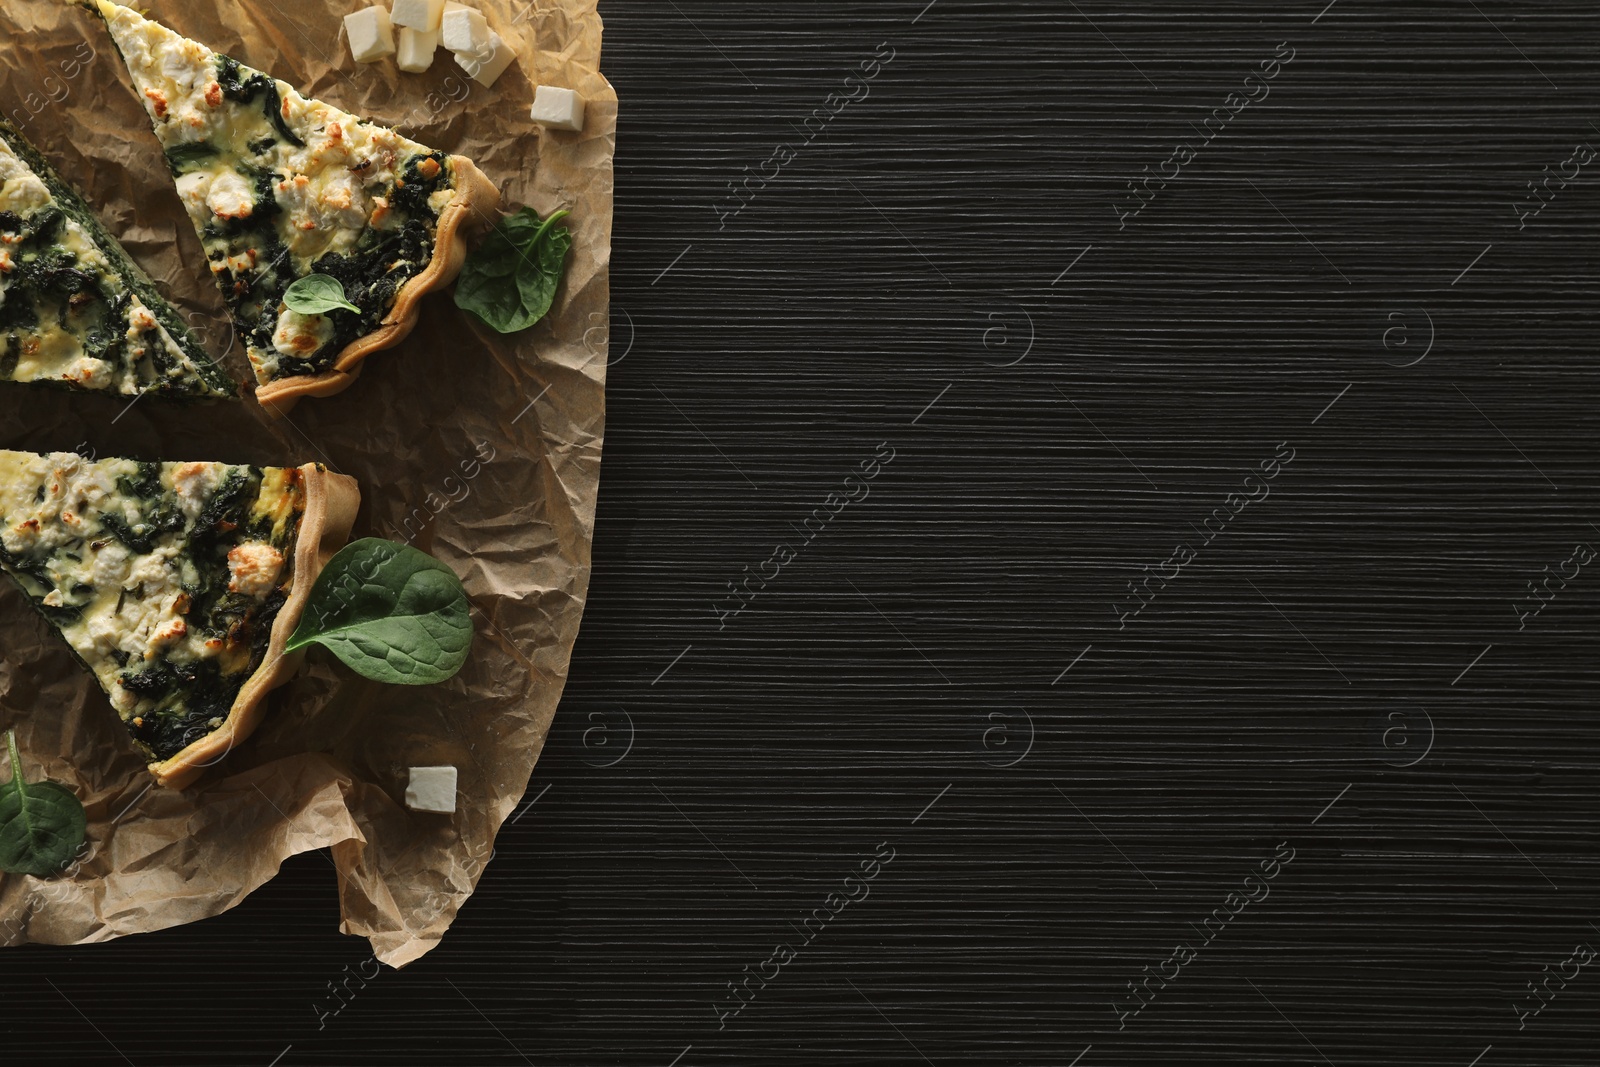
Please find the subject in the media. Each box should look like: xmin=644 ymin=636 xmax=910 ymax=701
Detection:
xmin=149 ymin=463 xmax=360 ymax=789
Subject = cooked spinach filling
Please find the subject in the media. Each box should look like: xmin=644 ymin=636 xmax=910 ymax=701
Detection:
xmin=272 ymin=217 xmax=435 ymax=378
xmin=113 ymin=507 xmax=289 ymax=762
xmin=93 ymin=2 xmax=464 ymax=386
xmin=202 ymin=148 xmax=451 ymax=379
xmin=215 ymin=54 xmax=304 ymax=149
xmin=0 ymin=452 xmax=306 ymax=762
xmin=0 ymin=121 xmax=234 ymax=399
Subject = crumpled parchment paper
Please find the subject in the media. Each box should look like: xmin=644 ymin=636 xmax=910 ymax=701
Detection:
xmin=0 ymin=0 xmax=611 ymax=967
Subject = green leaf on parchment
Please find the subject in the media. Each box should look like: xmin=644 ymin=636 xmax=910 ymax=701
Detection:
xmin=454 ymin=207 xmax=573 ymax=334
xmin=0 ymin=729 xmax=88 ymax=878
xmin=284 ymin=538 xmax=473 ymax=686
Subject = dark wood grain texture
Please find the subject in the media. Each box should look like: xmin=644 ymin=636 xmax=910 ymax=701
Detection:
xmin=4 ymin=1 xmax=1600 ymax=1064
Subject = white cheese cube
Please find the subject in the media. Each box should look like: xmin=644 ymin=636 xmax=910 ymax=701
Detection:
xmin=442 ymin=0 xmax=476 ymax=39
xmin=405 ymin=765 xmax=458 ymax=814
xmin=454 ymin=31 xmax=517 ymax=88
xmin=440 ymin=6 xmax=491 ymax=54
xmin=397 ymin=27 xmax=440 ymax=73
xmin=391 ymin=0 xmax=446 ymax=32
xmin=344 ymin=7 xmax=395 ymax=64
xmin=531 ymin=85 xmax=586 ymax=132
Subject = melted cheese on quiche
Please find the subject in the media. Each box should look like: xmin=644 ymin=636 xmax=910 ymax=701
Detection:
xmin=98 ymin=2 xmax=461 ymax=385
xmin=0 ymin=136 xmax=225 ymax=397
xmin=0 ymin=450 xmax=307 ymax=760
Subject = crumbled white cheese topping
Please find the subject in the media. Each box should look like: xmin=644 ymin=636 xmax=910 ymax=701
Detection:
xmin=227 ymin=541 xmax=284 ymax=598
xmin=0 ymin=135 xmax=218 ymax=395
xmin=0 ymin=452 xmax=269 ymax=675
xmin=172 ymin=461 xmax=221 ymax=520
xmin=98 ymin=1 xmax=467 ymax=386
xmin=91 ymin=542 xmax=132 ymax=587
xmin=61 ymin=356 xmax=112 ymax=390
xmin=205 ymin=169 xmax=256 ymax=220
xmin=271 ymin=309 xmax=335 ymax=358
xmin=103 ymin=3 xmax=443 ymax=271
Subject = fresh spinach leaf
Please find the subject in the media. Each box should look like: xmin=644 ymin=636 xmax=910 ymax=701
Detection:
xmin=454 ymin=262 xmax=540 ymax=334
xmin=282 ymin=274 xmax=360 ymax=315
xmin=516 ymin=222 xmax=573 ymax=327
xmin=454 ymin=208 xmax=572 ymax=334
xmin=0 ymin=729 xmax=87 ymax=878
xmin=284 ymin=539 xmax=473 ymax=685
xmin=469 ymin=217 xmax=534 ymax=280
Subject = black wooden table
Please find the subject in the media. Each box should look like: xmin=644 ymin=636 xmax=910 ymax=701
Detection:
xmin=6 ymin=2 xmax=1599 ymax=1064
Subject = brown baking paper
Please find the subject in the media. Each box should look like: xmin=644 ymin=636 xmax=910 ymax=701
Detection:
xmin=0 ymin=0 xmax=612 ymax=966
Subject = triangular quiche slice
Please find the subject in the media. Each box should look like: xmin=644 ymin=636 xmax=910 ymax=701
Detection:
xmin=0 ymin=449 xmax=358 ymax=789
xmin=88 ymin=1 xmax=500 ymax=411
xmin=0 ymin=120 xmax=233 ymax=399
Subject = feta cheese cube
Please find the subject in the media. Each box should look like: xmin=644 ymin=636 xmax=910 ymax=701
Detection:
xmin=344 ymin=7 xmax=395 ymax=64
xmin=442 ymin=0 xmax=477 ymax=38
xmin=440 ymin=6 xmax=491 ymax=55
xmin=397 ymin=27 xmax=440 ymax=73
xmin=454 ymin=31 xmax=517 ymax=88
xmin=391 ymin=0 xmax=446 ymax=32
xmin=531 ymin=85 xmax=586 ymax=132
xmin=405 ymin=765 xmax=458 ymax=814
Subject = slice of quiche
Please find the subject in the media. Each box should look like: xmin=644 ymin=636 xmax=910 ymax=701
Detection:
xmin=88 ymin=1 xmax=500 ymax=411
xmin=0 ymin=120 xmax=233 ymax=399
xmin=0 ymin=449 xmax=359 ymax=789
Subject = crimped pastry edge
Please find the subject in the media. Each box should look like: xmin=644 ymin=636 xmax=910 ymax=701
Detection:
xmin=255 ymin=155 xmax=501 ymax=415
xmin=147 ymin=463 xmax=360 ymax=790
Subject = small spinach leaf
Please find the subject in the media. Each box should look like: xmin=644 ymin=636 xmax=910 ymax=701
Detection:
xmin=454 ymin=262 xmax=540 ymax=334
xmin=470 ymin=216 xmax=536 ymax=279
xmin=516 ymin=221 xmax=573 ymax=327
xmin=454 ymin=208 xmax=572 ymax=334
xmin=283 ymin=274 xmax=360 ymax=315
xmin=0 ymin=729 xmax=88 ymax=878
xmin=285 ymin=539 xmax=473 ymax=685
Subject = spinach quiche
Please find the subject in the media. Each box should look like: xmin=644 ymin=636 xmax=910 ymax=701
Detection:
xmin=0 ymin=449 xmax=359 ymax=789
xmin=89 ymin=1 xmax=500 ymax=411
xmin=0 ymin=120 xmax=232 ymax=399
